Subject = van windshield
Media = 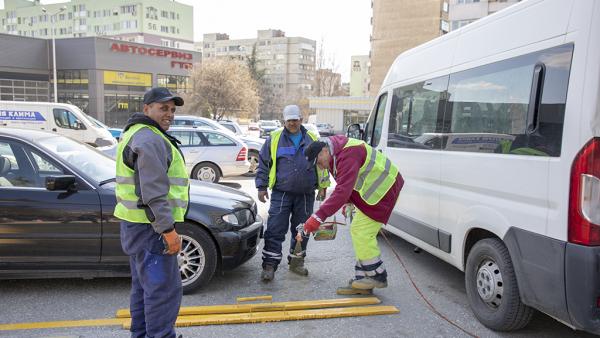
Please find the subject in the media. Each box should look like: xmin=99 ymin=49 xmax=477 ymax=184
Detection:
xmin=37 ymin=135 xmax=115 ymax=183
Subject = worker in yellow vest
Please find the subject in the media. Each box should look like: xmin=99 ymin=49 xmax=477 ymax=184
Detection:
xmin=304 ymin=135 xmax=404 ymax=294
xmin=255 ymin=105 xmax=329 ymax=282
xmin=114 ymin=87 xmax=188 ymax=338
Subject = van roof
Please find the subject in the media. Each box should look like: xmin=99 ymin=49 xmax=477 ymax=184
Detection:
xmin=381 ymin=0 xmax=575 ymax=90
xmin=0 ymin=101 xmax=79 ymax=110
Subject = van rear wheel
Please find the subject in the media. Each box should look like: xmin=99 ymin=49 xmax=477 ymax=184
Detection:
xmin=465 ymin=238 xmax=534 ymax=331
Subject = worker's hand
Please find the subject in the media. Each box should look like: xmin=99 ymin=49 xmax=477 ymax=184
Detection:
xmin=316 ymin=188 xmax=327 ymax=201
xmin=258 ymin=190 xmax=269 ymax=203
xmin=304 ymin=216 xmax=322 ymax=233
xmin=162 ymin=229 xmax=182 ymax=255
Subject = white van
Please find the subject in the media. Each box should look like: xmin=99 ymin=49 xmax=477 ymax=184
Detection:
xmin=348 ymin=0 xmax=600 ymax=334
xmin=0 ymin=101 xmax=116 ymax=147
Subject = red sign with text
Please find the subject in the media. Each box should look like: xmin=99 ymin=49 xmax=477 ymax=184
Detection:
xmin=110 ymin=43 xmax=193 ymax=69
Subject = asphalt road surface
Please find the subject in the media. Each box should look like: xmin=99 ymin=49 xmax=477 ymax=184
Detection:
xmin=0 ymin=176 xmax=596 ymax=338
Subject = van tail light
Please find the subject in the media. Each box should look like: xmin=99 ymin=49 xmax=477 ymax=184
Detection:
xmin=569 ymin=138 xmax=600 ymax=245
xmin=236 ymin=147 xmax=247 ymax=161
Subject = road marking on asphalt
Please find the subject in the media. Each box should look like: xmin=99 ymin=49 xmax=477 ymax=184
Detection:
xmin=0 ymin=297 xmax=398 ymax=332
xmin=0 ymin=318 xmax=127 ymax=331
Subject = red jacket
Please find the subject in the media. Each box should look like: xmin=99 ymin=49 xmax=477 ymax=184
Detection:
xmin=315 ymin=135 xmax=404 ymax=224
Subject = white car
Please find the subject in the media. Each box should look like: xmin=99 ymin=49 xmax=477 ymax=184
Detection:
xmin=303 ymin=123 xmax=321 ymax=139
xmin=169 ymin=127 xmax=250 ymax=183
xmin=174 ymin=116 xmax=264 ymax=174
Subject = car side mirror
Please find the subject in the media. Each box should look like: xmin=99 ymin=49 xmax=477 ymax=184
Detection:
xmin=347 ymin=124 xmax=363 ymax=140
xmin=46 ymin=175 xmax=77 ymax=191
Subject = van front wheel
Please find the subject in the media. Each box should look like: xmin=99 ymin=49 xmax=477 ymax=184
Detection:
xmin=465 ymin=238 xmax=534 ymax=331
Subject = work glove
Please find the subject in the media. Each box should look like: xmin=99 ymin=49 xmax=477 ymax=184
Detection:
xmin=303 ymin=215 xmax=322 ymax=233
xmin=162 ymin=229 xmax=182 ymax=255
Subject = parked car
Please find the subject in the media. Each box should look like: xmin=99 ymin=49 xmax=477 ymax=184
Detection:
xmin=169 ymin=127 xmax=250 ymax=183
xmin=218 ymin=120 xmax=265 ymax=174
xmin=0 ymin=101 xmax=116 ymax=147
xmin=316 ymin=123 xmax=334 ymax=136
xmin=248 ymin=122 xmax=259 ymax=131
xmin=86 ymin=114 xmax=123 ymax=140
xmin=174 ymin=116 xmax=264 ymax=174
xmin=303 ymin=123 xmax=321 ymax=139
xmin=0 ymin=128 xmax=262 ymax=294
xmin=259 ymin=120 xmax=279 ymax=138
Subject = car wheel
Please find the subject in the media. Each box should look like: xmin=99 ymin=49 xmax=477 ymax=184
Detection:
xmin=192 ymin=162 xmax=221 ymax=183
xmin=465 ymin=238 xmax=534 ymax=331
xmin=248 ymin=151 xmax=259 ymax=175
xmin=177 ymin=222 xmax=218 ymax=294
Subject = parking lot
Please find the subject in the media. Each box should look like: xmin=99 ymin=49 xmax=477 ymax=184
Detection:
xmin=0 ymin=175 xmax=596 ymax=338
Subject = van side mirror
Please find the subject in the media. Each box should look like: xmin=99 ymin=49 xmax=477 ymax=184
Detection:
xmin=347 ymin=124 xmax=363 ymax=140
xmin=46 ymin=175 xmax=77 ymax=191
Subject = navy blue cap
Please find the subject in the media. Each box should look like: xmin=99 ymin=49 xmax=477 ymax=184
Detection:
xmin=305 ymin=141 xmax=327 ymax=166
xmin=143 ymin=87 xmax=184 ymax=106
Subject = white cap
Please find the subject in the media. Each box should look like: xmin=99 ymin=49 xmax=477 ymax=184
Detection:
xmin=282 ymin=105 xmax=301 ymax=121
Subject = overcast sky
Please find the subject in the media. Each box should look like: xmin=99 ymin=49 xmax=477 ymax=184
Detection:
xmin=0 ymin=0 xmax=372 ymax=81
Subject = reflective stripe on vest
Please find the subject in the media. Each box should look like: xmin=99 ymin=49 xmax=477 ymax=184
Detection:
xmin=113 ymin=124 xmax=190 ymax=223
xmin=343 ymin=138 xmax=398 ymax=205
xmin=268 ymin=128 xmax=329 ymax=189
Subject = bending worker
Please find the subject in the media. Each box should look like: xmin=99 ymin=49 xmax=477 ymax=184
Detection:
xmin=303 ymin=135 xmax=404 ymax=295
xmin=255 ymin=105 xmax=328 ymax=282
xmin=114 ymin=87 xmax=187 ymax=338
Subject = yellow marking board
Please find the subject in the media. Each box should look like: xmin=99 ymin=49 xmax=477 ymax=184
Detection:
xmin=0 ymin=318 xmax=127 ymax=331
xmin=115 ymin=297 xmax=381 ymax=318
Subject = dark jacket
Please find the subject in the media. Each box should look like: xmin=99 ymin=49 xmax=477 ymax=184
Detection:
xmin=255 ymin=125 xmax=317 ymax=194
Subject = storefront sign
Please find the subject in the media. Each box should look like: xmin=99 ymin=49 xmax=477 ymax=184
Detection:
xmin=110 ymin=43 xmax=193 ymax=60
xmin=104 ymin=71 xmax=152 ymax=87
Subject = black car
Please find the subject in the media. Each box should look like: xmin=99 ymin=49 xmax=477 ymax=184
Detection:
xmin=0 ymin=128 xmax=263 ymax=293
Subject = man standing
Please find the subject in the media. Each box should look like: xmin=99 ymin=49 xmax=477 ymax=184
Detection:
xmin=303 ymin=135 xmax=404 ymax=295
xmin=255 ymin=105 xmax=328 ymax=282
xmin=114 ymin=87 xmax=188 ymax=338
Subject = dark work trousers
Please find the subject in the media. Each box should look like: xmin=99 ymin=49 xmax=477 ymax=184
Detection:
xmin=120 ymin=221 xmax=182 ymax=338
xmin=262 ymin=189 xmax=315 ymax=269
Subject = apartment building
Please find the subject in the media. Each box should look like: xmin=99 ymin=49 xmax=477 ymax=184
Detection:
xmin=197 ymin=29 xmax=316 ymax=117
xmin=350 ymin=55 xmax=369 ymax=97
xmin=0 ymin=0 xmax=194 ymax=49
xmin=368 ymin=0 xmax=520 ymax=96
xmin=448 ymin=0 xmax=520 ymax=30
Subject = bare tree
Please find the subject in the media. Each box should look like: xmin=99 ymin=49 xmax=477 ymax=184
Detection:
xmin=314 ymin=38 xmax=344 ymax=97
xmin=182 ymin=59 xmax=259 ymax=120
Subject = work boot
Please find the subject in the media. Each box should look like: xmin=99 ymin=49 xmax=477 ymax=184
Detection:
xmin=261 ymin=265 xmax=275 ymax=282
xmin=336 ymin=279 xmax=373 ymax=295
xmin=288 ymin=256 xmax=309 ymax=276
xmin=352 ymin=277 xmax=387 ymax=290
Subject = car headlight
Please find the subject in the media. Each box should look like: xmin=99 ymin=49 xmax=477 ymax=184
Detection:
xmin=221 ymin=209 xmax=255 ymax=228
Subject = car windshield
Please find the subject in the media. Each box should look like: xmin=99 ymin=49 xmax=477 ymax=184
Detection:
xmin=262 ymin=121 xmax=277 ymax=127
xmin=37 ymin=135 xmax=115 ymax=183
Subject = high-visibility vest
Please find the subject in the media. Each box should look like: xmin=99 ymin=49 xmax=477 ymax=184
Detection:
xmin=268 ymin=128 xmax=330 ymax=190
xmin=114 ymin=124 xmax=189 ymax=223
xmin=344 ymin=138 xmax=398 ymax=205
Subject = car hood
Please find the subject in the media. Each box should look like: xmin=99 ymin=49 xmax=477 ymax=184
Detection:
xmin=188 ymin=180 xmax=255 ymax=211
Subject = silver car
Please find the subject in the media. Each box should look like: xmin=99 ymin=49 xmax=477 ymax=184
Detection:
xmin=173 ymin=116 xmax=264 ymax=174
xmin=169 ymin=127 xmax=250 ymax=183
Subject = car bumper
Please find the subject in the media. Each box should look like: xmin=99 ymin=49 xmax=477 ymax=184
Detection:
xmin=217 ymin=215 xmax=263 ymax=270
xmin=565 ymin=243 xmax=600 ymax=334
xmin=221 ymin=162 xmax=251 ymax=177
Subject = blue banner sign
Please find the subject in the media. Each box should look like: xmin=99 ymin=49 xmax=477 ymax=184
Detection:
xmin=0 ymin=110 xmax=46 ymax=121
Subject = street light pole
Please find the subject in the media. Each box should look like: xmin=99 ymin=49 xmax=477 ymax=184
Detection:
xmin=42 ymin=6 xmax=66 ymax=103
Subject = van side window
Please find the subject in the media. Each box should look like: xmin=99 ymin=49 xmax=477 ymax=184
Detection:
xmin=365 ymin=93 xmax=387 ymax=147
xmin=388 ymin=76 xmax=448 ymax=150
xmin=443 ymin=44 xmax=573 ymax=156
xmin=53 ymin=109 xmax=86 ymax=130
